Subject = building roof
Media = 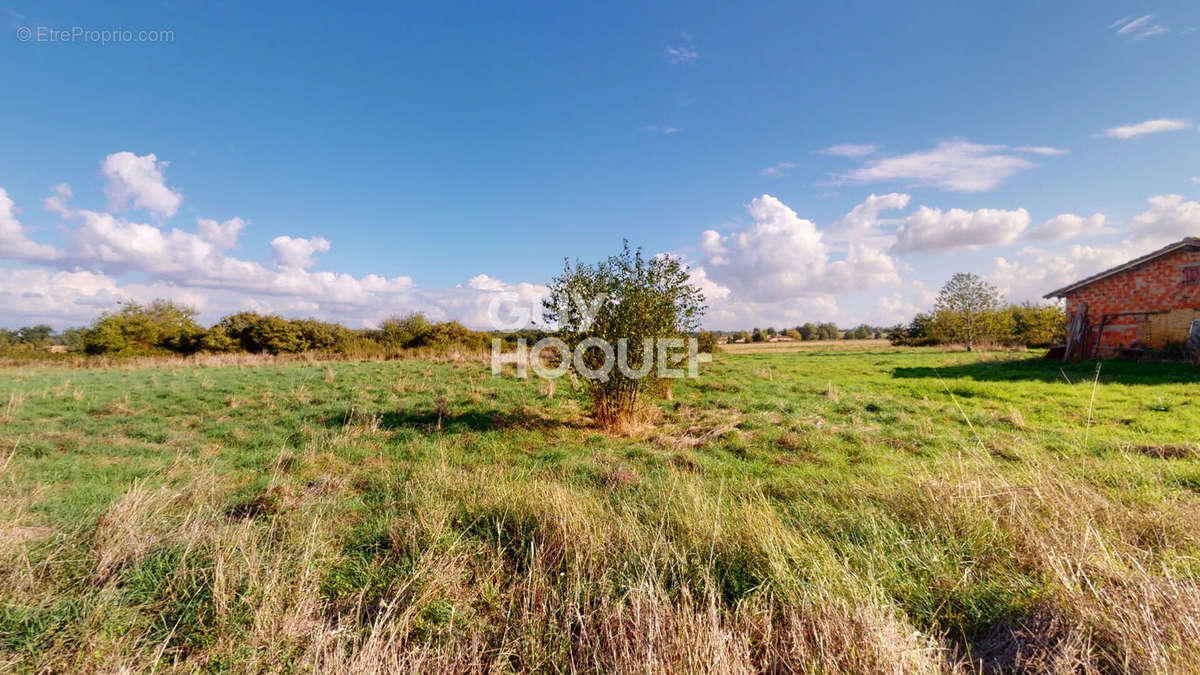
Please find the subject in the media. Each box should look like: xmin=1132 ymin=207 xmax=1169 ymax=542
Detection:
xmin=1043 ymin=237 xmax=1200 ymax=299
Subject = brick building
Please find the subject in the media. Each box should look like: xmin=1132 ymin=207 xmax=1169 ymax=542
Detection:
xmin=1045 ymin=237 xmax=1200 ymax=359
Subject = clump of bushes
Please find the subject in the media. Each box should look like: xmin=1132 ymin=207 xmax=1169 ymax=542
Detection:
xmin=70 ymin=301 xmax=490 ymax=357
xmin=82 ymin=301 xmax=206 ymax=355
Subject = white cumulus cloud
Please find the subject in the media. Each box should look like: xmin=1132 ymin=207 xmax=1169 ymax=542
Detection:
xmin=271 ymin=235 xmax=331 ymax=269
xmin=1130 ymin=194 xmax=1200 ymax=244
xmin=892 ymin=205 xmax=1030 ymax=253
xmin=100 ymin=152 xmax=183 ymax=219
xmin=0 ymin=188 xmax=60 ymax=262
xmin=197 ymin=217 xmax=246 ymax=250
xmin=698 ymin=194 xmax=900 ymax=303
xmin=1025 ymin=213 xmax=1109 ymax=241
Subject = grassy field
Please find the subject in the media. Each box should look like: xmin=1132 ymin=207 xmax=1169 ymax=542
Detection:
xmin=1 ymin=347 xmax=1198 ymax=672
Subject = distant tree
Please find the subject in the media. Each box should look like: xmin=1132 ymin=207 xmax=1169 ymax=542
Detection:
xmin=58 ymin=327 xmax=87 ymax=352
xmin=737 ymin=330 xmax=751 ymax=343
xmin=933 ymin=273 xmax=1003 ymax=351
xmin=17 ymin=325 xmax=53 ymax=347
xmin=798 ymin=323 xmax=817 ymax=341
xmin=888 ymin=312 xmax=946 ymax=346
xmin=766 ymin=326 xmax=777 ymax=337
xmin=817 ymin=322 xmax=840 ymax=341
xmin=785 ymin=329 xmax=802 ymax=340
xmin=696 ymin=331 xmax=720 ymax=353
xmin=751 ymin=328 xmax=766 ymax=342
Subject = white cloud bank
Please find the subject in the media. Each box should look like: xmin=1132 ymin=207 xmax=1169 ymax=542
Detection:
xmin=3 ymin=152 xmax=1194 ymax=331
xmin=0 ymin=152 xmax=547 ymax=328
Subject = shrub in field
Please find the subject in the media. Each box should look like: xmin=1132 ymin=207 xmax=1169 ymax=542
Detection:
xmin=377 ymin=313 xmax=488 ymax=351
xmin=243 ymin=316 xmax=309 ymax=354
xmin=544 ymin=241 xmax=705 ymax=430
xmin=1008 ymin=302 xmax=1066 ymax=348
xmin=82 ymin=300 xmax=204 ymax=355
xmin=290 ymin=319 xmax=352 ymax=352
xmin=379 ymin=313 xmax=436 ymax=347
xmin=197 ymin=326 xmax=238 ymax=353
xmin=209 ymin=313 xmax=350 ymax=354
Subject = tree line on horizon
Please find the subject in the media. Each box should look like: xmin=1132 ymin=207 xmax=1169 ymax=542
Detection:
xmin=0 ymin=272 xmax=1063 ymax=358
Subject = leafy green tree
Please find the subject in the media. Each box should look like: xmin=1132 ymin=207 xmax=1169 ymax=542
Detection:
xmin=544 ymin=242 xmax=705 ymax=430
xmin=751 ymin=328 xmax=766 ymax=342
xmin=933 ymin=273 xmax=1003 ymax=351
xmin=17 ymin=325 xmax=53 ymax=347
xmin=817 ymin=322 xmax=840 ymax=341
xmin=798 ymin=323 xmax=817 ymax=341
xmin=737 ymin=330 xmax=751 ymax=343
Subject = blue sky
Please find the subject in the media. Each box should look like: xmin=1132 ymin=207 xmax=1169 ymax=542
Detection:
xmin=1 ymin=1 xmax=1198 ymax=329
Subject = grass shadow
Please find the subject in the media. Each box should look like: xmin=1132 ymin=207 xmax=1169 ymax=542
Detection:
xmin=891 ymin=356 xmax=1200 ymax=384
xmin=322 ymin=407 xmax=589 ymax=434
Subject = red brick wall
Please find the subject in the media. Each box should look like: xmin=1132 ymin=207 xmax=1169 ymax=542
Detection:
xmin=1064 ymin=247 xmax=1200 ymax=357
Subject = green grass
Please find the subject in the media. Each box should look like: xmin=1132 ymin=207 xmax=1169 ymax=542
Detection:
xmin=0 ymin=348 xmax=1197 ymax=672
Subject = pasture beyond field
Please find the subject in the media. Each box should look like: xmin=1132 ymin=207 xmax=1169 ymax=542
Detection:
xmin=0 ymin=347 xmax=1197 ymax=671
